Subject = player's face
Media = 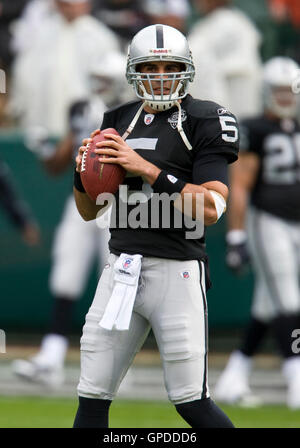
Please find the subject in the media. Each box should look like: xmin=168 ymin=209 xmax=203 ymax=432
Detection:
xmin=138 ymin=61 xmax=185 ymax=97
xmin=272 ymin=86 xmax=296 ymax=108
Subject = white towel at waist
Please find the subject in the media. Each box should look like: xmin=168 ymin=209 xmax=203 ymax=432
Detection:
xmin=99 ymin=253 xmax=142 ymax=331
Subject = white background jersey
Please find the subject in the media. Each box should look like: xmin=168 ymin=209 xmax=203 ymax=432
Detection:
xmin=10 ymin=9 xmax=119 ymax=137
xmin=188 ymin=7 xmax=263 ymax=120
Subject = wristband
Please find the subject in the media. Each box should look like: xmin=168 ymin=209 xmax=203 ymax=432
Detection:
xmin=74 ymin=168 xmax=86 ymax=193
xmin=208 ymin=190 xmax=226 ymax=220
xmin=151 ymin=170 xmax=186 ymax=196
xmin=226 ymin=229 xmax=247 ymax=245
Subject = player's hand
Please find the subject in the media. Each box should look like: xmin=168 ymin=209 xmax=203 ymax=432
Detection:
xmin=225 ymin=230 xmax=250 ymax=275
xmin=94 ymin=133 xmax=156 ymax=178
xmin=90 ymin=129 xmax=100 ymax=138
xmin=75 ymin=129 xmax=100 ymax=172
xmin=226 ymin=241 xmax=250 ymax=275
xmin=75 ymin=137 xmax=92 ymax=172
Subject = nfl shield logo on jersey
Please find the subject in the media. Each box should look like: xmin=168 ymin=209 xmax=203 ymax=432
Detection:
xmin=144 ymin=114 xmax=154 ymax=125
xmin=181 ymin=271 xmax=190 ymax=279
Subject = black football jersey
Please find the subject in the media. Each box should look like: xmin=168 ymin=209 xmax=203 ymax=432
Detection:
xmin=100 ymin=94 xmax=239 ymax=260
xmin=240 ymin=116 xmax=300 ymax=221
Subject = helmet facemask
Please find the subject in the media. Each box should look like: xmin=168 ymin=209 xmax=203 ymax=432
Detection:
xmin=264 ymin=84 xmax=298 ymax=119
xmin=127 ymin=58 xmax=194 ymax=111
xmin=126 ymin=24 xmax=195 ymax=111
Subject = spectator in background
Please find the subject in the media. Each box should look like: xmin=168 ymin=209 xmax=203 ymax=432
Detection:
xmin=142 ymin=0 xmax=191 ymax=33
xmin=188 ymin=0 xmax=263 ymax=120
xmin=0 ymin=0 xmax=29 ymax=72
xmin=268 ymin=0 xmax=300 ymax=28
xmin=268 ymin=0 xmax=300 ymax=63
xmin=11 ymin=0 xmax=57 ymax=55
xmin=9 ymin=0 xmax=120 ymax=137
xmin=92 ymin=0 xmax=150 ymax=51
xmin=0 ymin=0 xmax=29 ymax=126
xmin=0 ymin=157 xmax=40 ymax=246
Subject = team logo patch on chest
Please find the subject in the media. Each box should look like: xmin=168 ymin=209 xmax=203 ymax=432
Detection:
xmin=168 ymin=109 xmax=187 ymax=129
xmin=144 ymin=114 xmax=155 ymax=125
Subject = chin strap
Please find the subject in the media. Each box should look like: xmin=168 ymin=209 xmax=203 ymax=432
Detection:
xmin=122 ymin=102 xmax=145 ymax=140
xmin=174 ymin=100 xmax=192 ymax=150
xmin=122 ymin=99 xmax=193 ymax=151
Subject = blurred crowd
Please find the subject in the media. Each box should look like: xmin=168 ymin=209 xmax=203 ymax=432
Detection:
xmin=0 ymin=0 xmax=299 ymax=133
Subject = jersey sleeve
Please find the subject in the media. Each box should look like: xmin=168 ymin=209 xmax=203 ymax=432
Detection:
xmin=191 ymin=103 xmax=239 ymax=163
xmin=192 ymin=153 xmax=229 ymax=186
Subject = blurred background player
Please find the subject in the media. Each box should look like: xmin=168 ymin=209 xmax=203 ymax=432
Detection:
xmin=0 ymin=0 xmax=29 ymax=123
xmin=0 ymin=0 xmax=30 ymax=73
xmin=214 ymin=56 xmax=300 ymax=409
xmin=11 ymin=51 xmax=130 ymax=387
xmin=9 ymin=0 xmax=120 ymax=137
xmin=0 ymin=156 xmax=40 ymax=247
xmin=91 ymin=0 xmax=191 ymax=51
xmin=188 ymin=0 xmax=263 ymax=120
xmin=91 ymin=0 xmax=150 ymax=52
xmin=142 ymin=0 xmax=191 ymax=33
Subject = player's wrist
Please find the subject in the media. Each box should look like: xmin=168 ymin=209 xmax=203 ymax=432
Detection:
xmin=151 ymin=170 xmax=186 ymax=195
xmin=140 ymin=163 xmax=160 ymax=185
xmin=226 ymin=229 xmax=247 ymax=245
xmin=73 ymin=167 xmax=86 ymax=193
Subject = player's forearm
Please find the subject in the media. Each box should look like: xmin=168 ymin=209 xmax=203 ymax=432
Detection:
xmin=148 ymin=167 xmax=226 ymax=225
xmin=141 ymin=162 xmax=161 ymax=185
xmin=73 ymin=187 xmax=104 ymax=221
xmin=180 ymin=183 xmax=220 ymax=226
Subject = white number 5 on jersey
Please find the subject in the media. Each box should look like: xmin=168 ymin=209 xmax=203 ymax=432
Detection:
xmin=219 ymin=116 xmax=239 ymax=143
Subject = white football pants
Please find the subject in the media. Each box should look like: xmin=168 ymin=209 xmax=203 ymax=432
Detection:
xmin=247 ymin=207 xmax=300 ymax=321
xmin=77 ymin=255 xmax=209 ymax=405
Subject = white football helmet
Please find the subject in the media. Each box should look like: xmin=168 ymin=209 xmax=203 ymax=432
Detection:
xmin=88 ymin=52 xmax=127 ymax=107
xmin=263 ymin=56 xmax=300 ymax=118
xmin=126 ymin=24 xmax=195 ymax=111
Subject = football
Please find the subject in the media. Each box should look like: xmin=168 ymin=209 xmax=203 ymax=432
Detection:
xmin=80 ymin=128 xmax=126 ymax=201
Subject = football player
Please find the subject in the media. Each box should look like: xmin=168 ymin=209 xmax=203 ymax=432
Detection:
xmin=11 ymin=52 xmax=128 ymax=387
xmin=72 ymin=24 xmax=239 ymax=428
xmin=214 ymin=56 xmax=300 ymax=409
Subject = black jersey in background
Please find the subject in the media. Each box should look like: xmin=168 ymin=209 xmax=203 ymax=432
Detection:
xmin=240 ymin=116 xmax=300 ymax=222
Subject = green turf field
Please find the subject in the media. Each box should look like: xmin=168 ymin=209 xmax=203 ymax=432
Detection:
xmin=0 ymin=396 xmax=300 ymax=428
